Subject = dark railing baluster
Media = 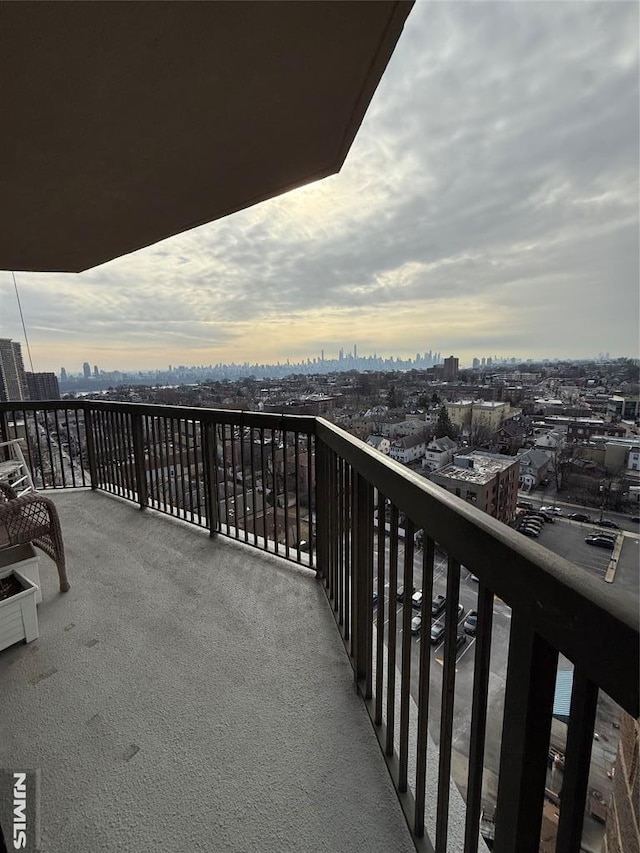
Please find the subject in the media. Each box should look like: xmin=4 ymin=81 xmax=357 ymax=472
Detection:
xmin=335 ymin=455 xmax=343 ymax=619
xmin=374 ymin=489 xmax=386 ymax=727
xmin=294 ymin=433 xmax=301 ymax=563
xmin=131 ymin=412 xmax=147 ymax=509
xmin=354 ymin=473 xmax=374 ymax=693
xmin=398 ymin=518 xmax=414 ymax=793
xmin=283 ymin=427 xmax=290 ymax=558
xmin=270 ymin=428 xmax=278 ymax=554
xmin=494 ymin=619 xmax=559 ymax=853
xmin=463 ymin=580 xmax=494 ymax=852
xmin=555 ymin=670 xmax=599 ymax=852
xmin=386 ymin=504 xmax=399 ymax=757
xmin=415 ymin=535 xmax=435 ymax=837
xmin=250 ymin=426 xmax=258 ymax=548
xmin=307 ymin=434 xmax=314 ymax=568
xmin=436 ymin=556 xmax=461 ymax=851
xmin=202 ymin=419 xmax=217 ymax=537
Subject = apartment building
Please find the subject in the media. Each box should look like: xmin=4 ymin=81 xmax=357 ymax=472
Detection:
xmin=430 ymin=452 xmax=519 ymax=523
xmin=0 ymin=338 xmax=29 ymax=402
xmin=26 ymin=371 xmax=61 ymax=401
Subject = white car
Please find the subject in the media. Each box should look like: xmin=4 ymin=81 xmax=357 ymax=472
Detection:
xmin=541 ymin=506 xmax=562 ymax=516
xmin=411 ymin=614 xmax=422 ymax=635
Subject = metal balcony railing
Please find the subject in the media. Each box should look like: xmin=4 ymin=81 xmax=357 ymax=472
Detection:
xmin=1 ymin=400 xmax=638 ymax=853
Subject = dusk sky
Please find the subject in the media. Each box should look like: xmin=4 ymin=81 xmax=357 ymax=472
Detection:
xmin=1 ymin=1 xmax=638 ymax=374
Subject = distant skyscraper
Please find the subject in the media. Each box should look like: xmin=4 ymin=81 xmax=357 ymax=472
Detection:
xmin=354 ymin=344 xmax=357 ymax=360
xmin=0 ymin=338 xmax=29 ymax=401
xmin=60 ymin=367 xmax=67 ymax=381
xmin=83 ymin=361 xmax=91 ymax=379
xmin=26 ymin=372 xmax=60 ymax=401
xmin=472 ymin=358 xmax=480 ymax=370
xmin=443 ymin=355 xmax=459 ymax=381
xmin=93 ymin=365 xmax=99 ymax=377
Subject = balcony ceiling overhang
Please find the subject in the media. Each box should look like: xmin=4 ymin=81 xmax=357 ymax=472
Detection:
xmin=1 ymin=1 xmax=413 ymax=273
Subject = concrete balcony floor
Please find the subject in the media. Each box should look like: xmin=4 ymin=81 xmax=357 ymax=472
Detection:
xmin=0 ymin=490 xmax=415 ymax=853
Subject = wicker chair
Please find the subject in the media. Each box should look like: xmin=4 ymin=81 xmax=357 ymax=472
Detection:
xmin=0 ymin=482 xmax=69 ymax=592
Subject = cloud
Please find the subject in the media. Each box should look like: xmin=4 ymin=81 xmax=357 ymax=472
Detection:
xmin=2 ymin=0 xmax=637 ymax=371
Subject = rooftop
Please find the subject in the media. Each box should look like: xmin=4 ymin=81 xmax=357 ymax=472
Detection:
xmin=1 ymin=489 xmax=414 ymax=853
xmin=434 ymin=454 xmax=516 ymax=485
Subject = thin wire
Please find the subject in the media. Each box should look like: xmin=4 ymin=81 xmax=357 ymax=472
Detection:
xmin=12 ymin=271 xmax=35 ymax=372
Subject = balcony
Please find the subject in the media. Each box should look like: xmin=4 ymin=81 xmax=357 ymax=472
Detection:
xmin=1 ymin=400 xmax=638 ymax=853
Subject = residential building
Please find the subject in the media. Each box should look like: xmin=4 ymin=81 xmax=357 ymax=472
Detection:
xmin=496 ymin=417 xmax=530 ymax=452
xmin=533 ymin=427 xmax=566 ymax=451
xmin=26 ymin=371 xmax=61 ymax=401
xmin=516 ymin=448 xmax=551 ymax=490
xmin=0 ymin=338 xmax=29 ymax=401
xmin=389 ymin=433 xmax=427 ymax=464
xmin=422 ymin=435 xmax=458 ymax=472
xmin=429 ymin=452 xmax=519 ymax=523
xmin=593 ymin=438 xmax=640 ymax=474
xmin=445 ymin=400 xmax=474 ymax=431
xmin=471 ymin=400 xmax=515 ymax=433
xmin=567 ymin=420 xmax=626 ymax=443
xmin=366 ymin=435 xmax=391 ymax=456
xmin=443 ymin=355 xmax=459 ymax=381
xmin=607 ymin=395 xmax=640 ymax=422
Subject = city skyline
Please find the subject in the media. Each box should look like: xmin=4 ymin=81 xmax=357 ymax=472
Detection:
xmin=1 ymin=2 xmax=638 ymax=372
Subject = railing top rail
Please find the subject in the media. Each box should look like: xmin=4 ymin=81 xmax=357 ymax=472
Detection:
xmin=316 ymin=418 xmax=639 ymax=716
xmin=0 ymin=400 xmax=316 ymax=434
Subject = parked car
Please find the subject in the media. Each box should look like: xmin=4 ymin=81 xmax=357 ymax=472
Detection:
xmin=396 ymin=585 xmax=415 ymax=602
xmin=411 ymin=590 xmax=423 ymax=609
xmin=526 ymin=511 xmax=551 ymax=523
xmin=517 ymin=500 xmax=534 ymax=510
xmin=595 ymin=519 xmax=619 ymax=530
xmin=457 ymin=603 xmax=465 ymax=621
xmin=373 ymin=590 xmax=379 ymax=606
xmin=431 ymin=595 xmax=446 ymax=616
xmin=410 ymin=614 xmax=422 ymax=635
xmin=631 ymin=515 xmax=640 ymax=523
xmin=520 ymin=527 xmax=539 ymax=538
xmin=541 ymin=506 xmax=562 ymax=515
xmin=464 ymin=610 xmax=478 ymax=635
xmin=456 ymin=633 xmax=467 ymax=650
xmin=590 ymin=530 xmax=616 ymax=540
xmin=430 ymin=622 xmax=445 ymax=644
xmin=585 ymin=536 xmax=614 ymax=550
xmin=568 ymin=513 xmax=592 ymax=523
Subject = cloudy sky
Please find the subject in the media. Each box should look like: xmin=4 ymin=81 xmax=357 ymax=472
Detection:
xmin=1 ymin=1 xmax=638 ymax=374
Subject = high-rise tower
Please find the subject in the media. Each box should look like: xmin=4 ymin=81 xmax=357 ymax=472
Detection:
xmin=0 ymin=338 xmax=29 ymax=401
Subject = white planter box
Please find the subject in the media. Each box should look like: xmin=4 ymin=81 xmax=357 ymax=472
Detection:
xmin=0 ymin=543 xmax=41 ymax=603
xmin=0 ymin=569 xmax=39 ymax=651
